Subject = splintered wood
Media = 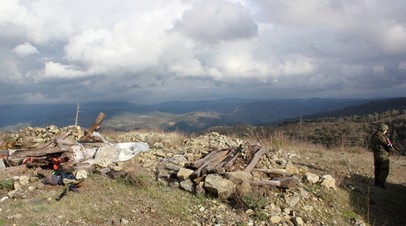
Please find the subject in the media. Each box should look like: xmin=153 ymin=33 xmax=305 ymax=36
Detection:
xmin=1 ymin=112 xmax=106 ymax=171
xmin=185 ymin=143 xmax=300 ymax=189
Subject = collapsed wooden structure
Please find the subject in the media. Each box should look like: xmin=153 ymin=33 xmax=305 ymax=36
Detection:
xmin=184 ymin=143 xmax=300 ymax=189
xmin=1 ymin=111 xmax=300 ymax=190
xmin=0 ymin=112 xmax=107 ymax=174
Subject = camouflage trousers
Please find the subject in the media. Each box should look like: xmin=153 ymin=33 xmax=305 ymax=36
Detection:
xmin=374 ymin=158 xmax=390 ymax=185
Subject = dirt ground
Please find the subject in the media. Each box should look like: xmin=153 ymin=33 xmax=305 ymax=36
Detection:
xmin=1 ymin=132 xmax=405 ymax=226
xmin=290 ymin=146 xmax=406 ymax=226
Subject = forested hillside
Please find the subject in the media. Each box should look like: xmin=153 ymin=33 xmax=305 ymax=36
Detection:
xmin=205 ymin=109 xmax=406 ymax=154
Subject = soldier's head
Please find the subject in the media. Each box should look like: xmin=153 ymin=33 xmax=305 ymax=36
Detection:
xmin=378 ymin=123 xmax=389 ymax=133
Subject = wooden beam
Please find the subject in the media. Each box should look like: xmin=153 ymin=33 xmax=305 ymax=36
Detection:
xmin=79 ymin=112 xmax=106 ymax=141
xmin=244 ymin=147 xmax=267 ymax=173
xmin=253 ymin=168 xmax=292 ymax=177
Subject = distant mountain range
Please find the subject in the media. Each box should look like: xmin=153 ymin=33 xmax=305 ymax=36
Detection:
xmin=1 ymin=97 xmax=405 ymax=133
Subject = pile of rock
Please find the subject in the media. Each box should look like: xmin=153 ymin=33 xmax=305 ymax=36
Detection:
xmin=1 ymin=125 xmax=82 ymax=149
xmin=130 ymin=132 xmax=341 ymax=226
xmin=1 ymin=125 xmax=345 ymax=226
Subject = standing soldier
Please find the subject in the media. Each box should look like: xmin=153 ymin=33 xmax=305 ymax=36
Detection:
xmin=370 ymin=123 xmax=394 ymax=189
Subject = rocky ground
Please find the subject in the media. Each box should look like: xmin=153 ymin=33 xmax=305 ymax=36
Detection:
xmin=0 ymin=126 xmax=405 ymax=225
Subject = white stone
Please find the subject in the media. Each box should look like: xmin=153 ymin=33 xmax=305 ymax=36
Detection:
xmin=321 ymin=175 xmax=336 ymax=190
xmin=177 ymin=167 xmax=194 ymax=181
xmin=270 ymin=216 xmax=282 ymax=224
xmin=19 ymin=175 xmax=30 ymax=186
xmin=293 ymin=216 xmax=304 ymax=226
xmin=305 ymin=172 xmax=320 ymax=184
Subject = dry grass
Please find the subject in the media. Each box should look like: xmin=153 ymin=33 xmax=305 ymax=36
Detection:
xmin=0 ymin=172 xmax=202 ymax=226
xmin=1 ymin=130 xmax=405 ymax=226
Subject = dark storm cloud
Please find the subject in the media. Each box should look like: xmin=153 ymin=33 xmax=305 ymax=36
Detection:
xmin=0 ymin=0 xmax=405 ymax=104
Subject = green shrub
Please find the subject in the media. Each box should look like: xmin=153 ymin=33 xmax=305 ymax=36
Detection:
xmin=0 ymin=178 xmax=13 ymax=191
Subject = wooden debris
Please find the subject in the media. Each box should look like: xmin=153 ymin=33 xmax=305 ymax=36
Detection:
xmin=181 ymin=142 xmax=302 ymax=191
xmin=10 ymin=131 xmax=74 ymax=159
xmin=11 ymin=146 xmax=66 ymax=158
xmin=79 ymin=112 xmax=106 ymax=142
xmin=35 ymin=131 xmax=72 ymax=150
xmin=186 ymin=149 xmax=221 ymax=169
xmin=250 ymin=177 xmax=300 ymax=189
xmin=190 ymin=149 xmax=228 ymax=179
xmin=1 ymin=112 xmax=106 ymax=171
xmin=244 ymin=147 xmax=267 ymax=173
xmin=253 ymin=168 xmax=293 ymax=177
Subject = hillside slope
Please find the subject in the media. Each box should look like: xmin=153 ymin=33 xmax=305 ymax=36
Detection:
xmin=0 ymin=98 xmax=369 ymax=131
xmin=0 ymin=128 xmax=405 ymax=225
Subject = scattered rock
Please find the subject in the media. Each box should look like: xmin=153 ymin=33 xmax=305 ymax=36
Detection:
xmin=321 ymin=175 xmax=336 ymax=190
xmin=204 ymin=174 xmax=236 ymax=200
xmin=305 ymin=172 xmax=320 ymax=184
xmin=177 ymin=167 xmax=194 ymax=181
xmin=0 ymin=125 xmax=343 ymax=226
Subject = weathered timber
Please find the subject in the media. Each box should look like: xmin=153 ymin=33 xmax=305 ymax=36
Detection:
xmin=36 ymin=131 xmax=72 ymax=150
xmin=79 ymin=112 xmax=106 ymax=141
xmin=250 ymin=180 xmax=280 ymax=187
xmin=223 ymin=152 xmax=241 ymax=170
xmin=201 ymin=149 xmax=230 ymax=175
xmin=217 ymin=145 xmax=243 ymax=169
xmin=190 ymin=149 xmax=227 ymax=179
xmin=25 ymin=158 xmax=50 ymax=168
xmin=244 ymin=147 xmax=267 ymax=173
xmin=253 ymin=168 xmax=292 ymax=177
xmin=186 ymin=149 xmax=220 ymax=169
xmin=249 ymin=177 xmax=300 ymax=189
xmin=209 ymin=145 xmax=243 ymax=174
xmin=11 ymin=146 xmax=68 ymax=158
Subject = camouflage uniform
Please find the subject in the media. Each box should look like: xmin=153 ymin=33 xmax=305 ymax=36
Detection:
xmin=370 ymin=124 xmax=394 ymax=188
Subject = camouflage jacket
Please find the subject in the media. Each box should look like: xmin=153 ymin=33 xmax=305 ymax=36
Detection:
xmin=370 ymin=131 xmax=394 ymax=160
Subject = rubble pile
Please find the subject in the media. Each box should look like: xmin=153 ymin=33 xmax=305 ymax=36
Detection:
xmin=1 ymin=125 xmax=82 ymax=150
xmin=119 ymin=131 xmax=343 ymax=225
xmin=0 ymin=114 xmax=359 ymax=225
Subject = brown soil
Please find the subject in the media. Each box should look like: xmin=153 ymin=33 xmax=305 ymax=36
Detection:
xmin=1 ymin=132 xmax=405 ymax=226
xmin=289 ymin=145 xmax=406 ymax=226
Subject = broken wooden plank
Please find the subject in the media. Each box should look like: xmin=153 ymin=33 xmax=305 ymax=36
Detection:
xmin=190 ymin=149 xmax=229 ymax=179
xmin=217 ymin=145 xmax=243 ymax=169
xmin=253 ymin=168 xmax=293 ymax=177
xmin=249 ymin=177 xmax=300 ymax=189
xmin=11 ymin=146 xmax=68 ymax=158
xmin=185 ymin=149 xmax=220 ymax=169
xmin=223 ymin=152 xmax=241 ymax=169
xmin=36 ymin=131 xmax=72 ymax=149
xmin=202 ymin=149 xmax=230 ymax=175
xmin=244 ymin=147 xmax=267 ymax=173
xmin=79 ymin=112 xmax=106 ymax=141
xmin=206 ymin=145 xmax=243 ymax=174
xmin=250 ymin=180 xmax=280 ymax=187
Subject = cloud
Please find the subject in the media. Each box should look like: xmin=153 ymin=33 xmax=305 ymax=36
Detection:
xmin=0 ymin=61 xmax=23 ymax=84
xmin=12 ymin=42 xmax=39 ymax=56
xmin=0 ymin=0 xmax=73 ymax=44
xmin=44 ymin=61 xmax=86 ymax=78
xmin=173 ymin=0 xmax=258 ymax=43
xmin=0 ymin=0 xmax=405 ymax=104
xmin=379 ymin=24 xmax=406 ymax=54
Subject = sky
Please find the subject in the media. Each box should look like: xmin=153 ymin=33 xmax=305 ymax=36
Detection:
xmin=0 ymin=0 xmax=405 ymax=104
